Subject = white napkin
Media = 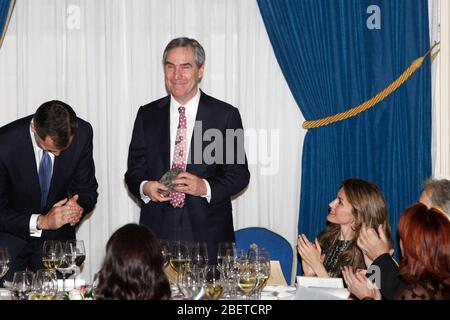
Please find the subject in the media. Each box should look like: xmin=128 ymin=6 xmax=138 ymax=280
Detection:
xmin=57 ymin=278 xmax=86 ymax=291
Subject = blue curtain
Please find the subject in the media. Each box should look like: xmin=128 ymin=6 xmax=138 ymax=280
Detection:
xmin=0 ymin=0 xmax=15 ymax=50
xmin=257 ymin=0 xmax=431 ymax=266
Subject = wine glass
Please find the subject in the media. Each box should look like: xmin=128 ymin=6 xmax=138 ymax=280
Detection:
xmin=217 ymin=242 xmax=235 ymax=272
xmin=178 ymin=264 xmax=205 ymax=300
xmin=66 ymin=239 xmax=86 ymax=277
xmin=11 ymin=271 xmax=34 ymax=300
xmin=30 ymin=269 xmax=57 ymax=300
xmin=170 ymin=241 xmax=190 ymax=298
xmin=190 ymin=242 xmax=208 ymax=269
xmin=169 ymin=241 xmax=190 ymax=272
xmin=160 ymin=240 xmax=170 ymax=269
xmin=204 ymin=265 xmax=224 ymax=300
xmin=238 ymin=258 xmax=257 ymax=299
xmin=56 ymin=242 xmax=76 ymax=292
xmin=254 ymin=248 xmax=271 ymax=299
xmin=42 ymin=240 xmax=62 ymax=270
xmin=0 ymin=247 xmax=10 ymax=281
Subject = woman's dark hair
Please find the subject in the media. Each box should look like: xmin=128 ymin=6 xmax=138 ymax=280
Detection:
xmin=95 ymin=223 xmax=171 ymax=300
xmin=398 ymin=203 xmax=450 ymax=291
xmin=318 ymin=178 xmax=393 ymax=272
xmin=33 ymin=100 xmax=78 ymax=149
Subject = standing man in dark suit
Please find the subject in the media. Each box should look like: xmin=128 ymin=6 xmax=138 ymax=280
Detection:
xmin=125 ymin=37 xmax=250 ymax=262
xmin=0 ymin=100 xmax=98 ymax=280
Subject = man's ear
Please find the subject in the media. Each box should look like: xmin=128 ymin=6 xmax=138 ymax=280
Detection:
xmin=30 ymin=121 xmax=36 ymax=133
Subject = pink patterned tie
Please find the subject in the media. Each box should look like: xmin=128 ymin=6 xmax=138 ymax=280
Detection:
xmin=170 ymin=106 xmax=187 ymax=208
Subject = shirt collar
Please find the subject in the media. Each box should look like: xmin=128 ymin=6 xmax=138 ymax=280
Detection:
xmin=29 ymin=121 xmax=43 ymax=152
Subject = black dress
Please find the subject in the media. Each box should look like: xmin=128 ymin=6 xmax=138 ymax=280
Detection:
xmin=323 ymin=239 xmax=351 ymax=278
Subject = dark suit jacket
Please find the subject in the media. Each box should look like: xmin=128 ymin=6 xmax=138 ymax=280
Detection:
xmin=0 ymin=115 xmax=98 ymax=266
xmin=371 ymin=253 xmax=406 ymax=300
xmin=125 ymin=91 xmax=250 ymax=246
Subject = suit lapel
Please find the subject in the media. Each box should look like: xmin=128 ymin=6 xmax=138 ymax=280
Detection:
xmin=157 ymin=98 xmax=171 ymax=171
xmin=18 ymin=122 xmax=42 ymax=209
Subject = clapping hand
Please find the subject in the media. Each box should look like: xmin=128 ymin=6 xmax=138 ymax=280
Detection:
xmin=342 ymin=266 xmax=381 ymax=300
xmin=297 ymin=234 xmax=328 ymax=277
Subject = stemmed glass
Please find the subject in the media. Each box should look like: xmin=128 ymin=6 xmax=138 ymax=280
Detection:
xmin=160 ymin=240 xmax=170 ymax=269
xmin=254 ymin=248 xmax=271 ymax=299
xmin=56 ymin=242 xmax=76 ymax=292
xmin=42 ymin=240 xmax=62 ymax=271
xmin=190 ymin=242 xmax=208 ymax=269
xmin=11 ymin=271 xmax=34 ymax=300
xmin=178 ymin=264 xmax=205 ymax=300
xmin=0 ymin=247 xmax=10 ymax=281
xmin=217 ymin=242 xmax=235 ymax=272
xmin=170 ymin=241 xmax=190 ymax=298
xmin=66 ymin=240 xmax=86 ymax=277
xmin=238 ymin=257 xmax=257 ymax=299
xmin=204 ymin=265 xmax=224 ymax=300
xmin=222 ymin=248 xmax=239 ymax=299
xmin=170 ymin=241 xmax=190 ymax=272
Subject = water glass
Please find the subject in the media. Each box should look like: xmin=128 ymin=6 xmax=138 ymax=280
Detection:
xmin=0 ymin=247 xmax=9 ymax=280
xmin=11 ymin=271 xmax=34 ymax=300
xmin=178 ymin=264 xmax=205 ymax=300
xmin=30 ymin=269 xmax=57 ymax=300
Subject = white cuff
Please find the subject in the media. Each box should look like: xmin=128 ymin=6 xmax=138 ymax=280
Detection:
xmin=201 ymin=179 xmax=211 ymax=203
xmin=30 ymin=214 xmax=42 ymax=237
xmin=140 ymin=180 xmax=151 ymax=204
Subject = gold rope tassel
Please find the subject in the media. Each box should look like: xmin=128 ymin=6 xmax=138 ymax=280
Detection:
xmin=303 ymin=42 xmax=440 ymax=130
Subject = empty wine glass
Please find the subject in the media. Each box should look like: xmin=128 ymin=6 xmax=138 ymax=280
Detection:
xmin=30 ymin=269 xmax=57 ymax=300
xmin=190 ymin=242 xmax=208 ymax=269
xmin=56 ymin=242 xmax=76 ymax=292
xmin=66 ymin=239 xmax=86 ymax=277
xmin=11 ymin=271 xmax=34 ymax=300
xmin=178 ymin=264 xmax=205 ymax=300
xmin=217 ymin=242 xmax=235 ymax=272
xmin=0 ymin=247 xmax=9 ymax=281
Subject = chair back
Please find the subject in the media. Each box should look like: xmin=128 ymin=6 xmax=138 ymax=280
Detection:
xmin=235 ymin=227 xmax=293 ymax=284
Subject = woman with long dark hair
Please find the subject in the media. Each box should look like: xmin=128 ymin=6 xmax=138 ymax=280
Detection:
xmin=95 ymin=223 xmax=171 ymax=300
xmin=297 ymin=178 xmax=393 ymax=278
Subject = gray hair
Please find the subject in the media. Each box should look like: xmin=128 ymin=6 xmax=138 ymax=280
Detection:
xmin=423 ymin=178 xmax=450 ymax=215
xmin=162 ymin=37 xmax=205 ymax=68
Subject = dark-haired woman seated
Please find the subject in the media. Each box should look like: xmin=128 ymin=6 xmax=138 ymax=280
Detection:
xmin=95 ymin=223 xmax=171 ymax=300
xmin=297 ymin=178 xmax=393 ymax=278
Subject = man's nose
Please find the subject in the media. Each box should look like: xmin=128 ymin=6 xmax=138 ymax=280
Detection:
xmin=174 ymin=67 xmax=183 ymax=80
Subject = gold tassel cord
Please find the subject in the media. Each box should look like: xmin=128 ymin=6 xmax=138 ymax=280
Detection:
xmin=302 ymin=42 xmax=440 ymax=130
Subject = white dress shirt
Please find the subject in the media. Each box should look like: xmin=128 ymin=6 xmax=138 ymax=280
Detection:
xmin=140 ymin=89 xmax=211 ymax=203
xmin=29 ymin=124 xmax=55 ymax=237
